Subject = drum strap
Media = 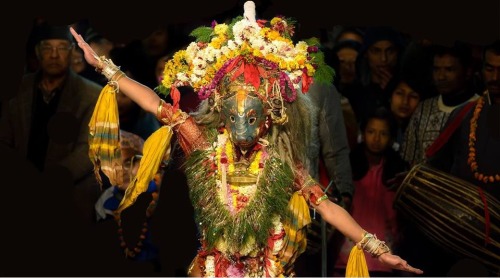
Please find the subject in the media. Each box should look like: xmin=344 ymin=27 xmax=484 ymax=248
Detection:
xmin=425 ymin=100 xmax=477 ymax=158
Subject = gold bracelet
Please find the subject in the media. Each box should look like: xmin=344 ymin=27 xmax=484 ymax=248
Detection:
xmin=356 ymin=231 xmax=391 ymax=257
xmin=315 ymin=194 xmax=329 ymax=206
xmin=371 ymin=240 xmax=391 ymax=257
xmin=157 ymin=99 xmax=165 ymax=119
xmin=93 ymin=54 xmax=105 ymax=72
xmin=111 ymin=70 xmax=126 ymax=83
xmin=93 ymin=55 xmax=121 ymax=80
xmin=170 ymin=110 xmax=189 ymax=128
xmin=356 ymin=230 xmax=369 ymax=249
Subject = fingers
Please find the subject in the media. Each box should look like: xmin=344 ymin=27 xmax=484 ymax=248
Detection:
xmin=378 ymin=68 xmax=393 ymax=89
xmin=69 ymin=27 xmax=100 ymax=67
xmin=379 ymin=254 xmax=423 ymax=275
xmin=379 ymin=67 xmax=393 ymax=79
xmin=69 ymin=27 xmax=83 ymax=43
xmin=402 ymin=262 xmax=424 ymax=275
xmin=69 ymin=27 xmax=90 ymax=49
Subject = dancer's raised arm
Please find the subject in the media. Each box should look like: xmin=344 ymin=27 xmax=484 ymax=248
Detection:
xmin=70 ymin=27 xmax=160 ymax=115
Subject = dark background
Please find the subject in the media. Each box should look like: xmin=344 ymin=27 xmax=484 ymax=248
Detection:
xmin=3 ymin=0 xmax=499 ymax=99
xmin=1 ymin=0 xmax=499 ymax=276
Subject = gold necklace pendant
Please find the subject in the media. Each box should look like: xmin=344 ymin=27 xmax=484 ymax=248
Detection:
xmin=227 ymin=156 xmax=258 ymax=186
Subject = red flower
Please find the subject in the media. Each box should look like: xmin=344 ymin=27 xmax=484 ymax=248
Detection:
xmin=307 ymin=46 xmax=318 ymax=53
xmin=256 ymin=19 xmax=267 ymax=27
xmin=237 ymin=195 xmax=249 ymax=202
xmin=301 ymin=68 xmax=313 ymax=93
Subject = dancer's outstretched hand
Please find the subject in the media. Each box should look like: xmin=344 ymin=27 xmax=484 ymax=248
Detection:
xmin=379 ymin=252 xmax=424 ymax=275
xmin=69 ymin=26 xmax=100 ymax=68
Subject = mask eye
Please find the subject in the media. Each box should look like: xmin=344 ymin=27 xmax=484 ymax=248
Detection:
xmin=229 ymin=115 xmax=236 ymax=123
xmin=248 ymin=117 xmax=256 ymax=125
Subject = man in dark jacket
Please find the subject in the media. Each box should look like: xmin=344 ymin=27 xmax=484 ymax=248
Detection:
xmin=0 ymin=23 xmax=102 ymax=223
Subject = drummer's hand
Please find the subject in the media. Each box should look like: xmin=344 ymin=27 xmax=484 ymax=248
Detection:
xmin=378 ymin=253 xmax=424 ymax=275
xmin=69 ymin=26 xmax=100 ymax=68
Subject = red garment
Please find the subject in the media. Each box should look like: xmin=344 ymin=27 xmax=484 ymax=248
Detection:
xmin=334 ymin=159 xmax=398 ymax=273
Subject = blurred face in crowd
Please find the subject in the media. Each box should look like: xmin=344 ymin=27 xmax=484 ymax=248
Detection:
xmin=121 ymin=148 xmax=141 ymax=190
xmin=336 ymin=47 xmax=358 ymax=84
xmin=90 ymin=38 xmax=114 ymax=59
xmin=70 ymin=48 xmax=85 ymax=73
xmin=337 ymin=31 xmax=363 ymax=45
xmin=390 ymin=81 xmax=421 ymax=122
xmin=36 ymin=39 xmax=73 ymax=77
xmin=116 ymin=70 xmax=139 ymax=118
xmin=118 ymin=131 xmax=144 ymax=190
xmin=483 ymin=50 xmax=500 ymax=99
xmin=366 ymin=40 xmax=398 ymax=79
xmin=363 ymin=118 xmax=391 ymax=155
xmin=144 ymin=27 xmax=169 ymax=57
xmin=432 ymin=54 xmax=468 ymax=95
xmin=116 ymin=91 xmax=137 ymax=117
xmin=155 ymin=55 xmax=170 ymax=85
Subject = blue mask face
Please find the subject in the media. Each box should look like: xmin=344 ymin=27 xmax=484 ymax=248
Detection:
xmin=221 ymin=88 xmax=268 ymax=151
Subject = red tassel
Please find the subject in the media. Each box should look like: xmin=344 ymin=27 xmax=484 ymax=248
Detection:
xmin=301 ymin=69 xmax=312 ymax=93
xmin=256 ymin=19 xmax=267 ymax=27
xmin=171 ymin=86 xmax=181 ymax=113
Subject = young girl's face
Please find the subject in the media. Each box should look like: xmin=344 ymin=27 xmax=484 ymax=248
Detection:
xmin=390 ymin=81 xmax=420 ymax=121
xmin=362 ymin=118 xmax=391 ymax=155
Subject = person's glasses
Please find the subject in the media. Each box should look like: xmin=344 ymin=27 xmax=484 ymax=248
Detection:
xmin=39 ymin=44 xmax=73 ymax=55
xmin=123 ymin=154 xmax=143 ymax=182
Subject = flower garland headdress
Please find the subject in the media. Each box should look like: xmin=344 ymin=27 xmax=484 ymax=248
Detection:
xmin=157 ymin=1 xmax=334 ymax=112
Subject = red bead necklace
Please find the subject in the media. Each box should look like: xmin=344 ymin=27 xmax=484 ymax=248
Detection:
xmin=467 ymin=96 xmax=500 ymax=183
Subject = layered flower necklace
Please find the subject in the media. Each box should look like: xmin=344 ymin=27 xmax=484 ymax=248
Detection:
xmin=467 ymin=95 xmax=500 ymax=183
xmin=185 ymin=128 xmax=293 ymax=254
xmin=215 ymin=128 xmax=267 ymax=214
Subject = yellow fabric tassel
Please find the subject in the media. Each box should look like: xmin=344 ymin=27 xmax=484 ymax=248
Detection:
xmin=88 ymin=84 xmax=122 ymax=188
xmin=345 ymin=245 xmax=370 ymax=277
xmin=116 ymin=125 xmax=173 ymax=214
xmin=280 ymin=191 xmax=312 ymax=271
